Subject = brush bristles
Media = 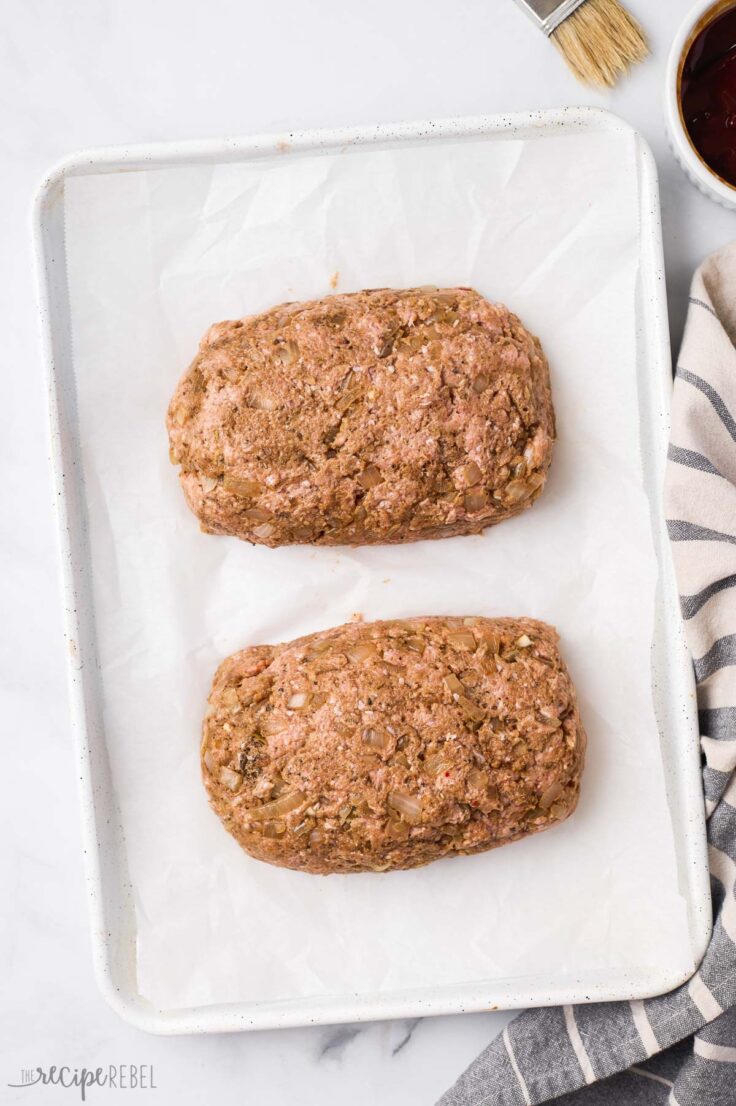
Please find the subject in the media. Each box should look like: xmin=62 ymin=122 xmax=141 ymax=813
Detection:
xmin=551 ymin=0 xmax=649 ymax=88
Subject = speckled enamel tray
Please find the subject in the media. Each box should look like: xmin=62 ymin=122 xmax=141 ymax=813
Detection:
xmin=33 ymin=108 xmax=711 ymax=1034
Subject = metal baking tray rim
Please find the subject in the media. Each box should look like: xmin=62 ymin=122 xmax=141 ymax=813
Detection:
xmin=33 ymin=105 xmax=712 ymax=1034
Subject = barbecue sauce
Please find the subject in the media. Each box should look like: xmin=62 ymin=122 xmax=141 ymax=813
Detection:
xmin=681 ymin=5 xmax=736 ymax=188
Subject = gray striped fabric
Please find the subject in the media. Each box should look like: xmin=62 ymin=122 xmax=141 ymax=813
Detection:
xmin=436 ymin=242 xmax=736 ymax=1106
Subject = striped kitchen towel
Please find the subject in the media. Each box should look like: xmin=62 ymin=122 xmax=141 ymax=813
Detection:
xmin=437 ymin=241 xmax=736 ymax=1106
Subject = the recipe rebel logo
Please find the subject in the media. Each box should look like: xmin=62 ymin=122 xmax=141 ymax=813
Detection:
xmin=8 ymin=1065 xmax=157 ymax=1099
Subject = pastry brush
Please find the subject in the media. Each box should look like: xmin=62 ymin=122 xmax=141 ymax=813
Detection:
xmin=512 ymin=0 xmax=649 ymax=87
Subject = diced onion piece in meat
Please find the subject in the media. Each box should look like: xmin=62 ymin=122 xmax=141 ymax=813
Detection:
xmin=463 ymin=461 xmax=482 ymax=486
xmin=457 ymin=694 xmax=485 ymax=724
xmin=223 ymin=474 xmax=262 ymax=497
xmin=335 ymin=389 xmax=359 ymax=414
xmin=252 ymin=523 xmax=275 ymax=540
xmin=444 ymin=673 xmax=464 ymax=695
xmin=250 ymin=391 xmax=277 ymax=410
xmin=219 ymin=766 xmax=242 ymax=791
xmin=447 ymin=630 xmax=477 ymax=652
xmin=464 ymin=489 xmax=488 ymax=513
xmin=424 ymin=754 xmax=450 ymax=776
xmin=505 ymin=478 xmax=533 ymax=502
xmin=539 ymin=781 xmax=564 ymax=810
xmin=347 ymin=642 xmax=378 ymax=662
xmin=467 ymin=768 xmax=489 ymax=790
xmin=220 ymin=686 xmax=241 ymax=711
xmin=244 ymin=507 xmax=273 ymax=522
xmin=276 ymin=340 xmax=299 ymax=366
xmin=363 ymin=727 xmax=390 ymax=751
xmin=259 ymin=715 xmax=287 ymax=736
xmin=357 ymin=465 xmax=383 ymax=490
xmin=477 ymin=629 xmax=501 ymax=654
xmin=247 ymin=790 xmax=307 ymax=821
xmin=387 ymin=790 xmax=422 ymax=823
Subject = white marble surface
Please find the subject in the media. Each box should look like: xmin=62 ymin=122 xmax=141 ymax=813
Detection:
xmin=2 ymin=1 xmax=734 ymax=1102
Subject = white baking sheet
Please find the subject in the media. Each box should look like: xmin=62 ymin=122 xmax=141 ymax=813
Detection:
xmin=63 ymin=129 xmax=694 ymax=1011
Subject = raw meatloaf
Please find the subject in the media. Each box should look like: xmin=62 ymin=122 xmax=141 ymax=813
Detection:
xmin=201 ymin=616 xmax=585 ymax=874
xmin=167 ymin=287 xmax=555 ymax=546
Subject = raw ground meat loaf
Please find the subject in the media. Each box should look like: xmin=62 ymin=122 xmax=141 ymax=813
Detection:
xmin=201 ymin=616 xmax=586 ymax=874
xmin=167 ymin=288 xmax=555 ymax=546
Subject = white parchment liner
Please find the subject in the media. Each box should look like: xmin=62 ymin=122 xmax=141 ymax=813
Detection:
xmin=64 ymin=130 xmax=693 ymax=1009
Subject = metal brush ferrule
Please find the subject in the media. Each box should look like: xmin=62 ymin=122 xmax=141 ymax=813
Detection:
xmin=512 ymin=0 xmax=589 ymax=37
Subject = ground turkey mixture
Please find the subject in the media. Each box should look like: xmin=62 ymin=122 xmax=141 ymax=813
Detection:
xmin=167 ymin=288 xmax=555 ymax=546
xmin=202 ymin=616 xmax=586 ymax=874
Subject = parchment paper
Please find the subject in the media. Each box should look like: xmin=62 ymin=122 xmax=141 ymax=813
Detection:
xmin=64 ymin=129 xmax=694 ymax=1010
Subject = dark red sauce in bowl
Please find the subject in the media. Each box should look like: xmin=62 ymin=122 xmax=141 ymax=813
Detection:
xmin=681 ymin=4 xmax=736 ymax=188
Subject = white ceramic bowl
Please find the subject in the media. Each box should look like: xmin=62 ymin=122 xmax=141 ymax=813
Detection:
xmin=665 ymin=0 xmax=736 ymax=210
